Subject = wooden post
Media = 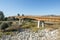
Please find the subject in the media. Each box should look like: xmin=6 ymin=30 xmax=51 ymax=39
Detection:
xmin=42 ymin=22 xmax=44 ymax=28
xmin=19 ymin=18 xmax=21 ymax=25
xmin=37 ymin=20 xmax=40 ymax=28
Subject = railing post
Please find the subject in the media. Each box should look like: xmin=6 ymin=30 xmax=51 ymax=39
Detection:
xmin=37 ymin=20 xmax=40 ymax=28
xmin=19 ymin=18 xmax=21 ymax=25
xmin=42 ymin=22 xmax=44 ymax=28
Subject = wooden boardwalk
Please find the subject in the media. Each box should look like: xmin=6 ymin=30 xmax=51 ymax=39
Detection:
xmin=12 ymin=16 xmax=60 ymax=22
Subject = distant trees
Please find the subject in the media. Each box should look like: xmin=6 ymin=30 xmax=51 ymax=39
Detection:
xmin=22 ymin=14 xmax=24 ymax=16
xmin=7 ymin=17 xmax=15 ymax=21
xmin=0 ymin=11 xmax=4 ymax=21
xmin=17 ymin=13 xmax=24 ymax=16
xmin=0 ymin=11 xmax=25 ymax=21
xmin=17 ymin=13 xmax=20 ymax=16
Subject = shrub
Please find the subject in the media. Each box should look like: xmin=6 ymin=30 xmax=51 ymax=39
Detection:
xmin=0 ymin=32 xmax=3 ymax=38
xmin=0 ymin=11 xmax=5 ymax=21
xmin=4 ymin=32 xmax=12 ymax=35
xmin=4 ymin=17 xmax=8 ymax=21
xmin=0 ymin=22 xmax=2 ymax=25
xmin=0 ymin=23 xmax=9 ymax=30
xmin=7 ymin=22 xmax=12 ymax=26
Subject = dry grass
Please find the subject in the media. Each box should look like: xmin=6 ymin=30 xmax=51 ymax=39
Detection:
xmin=44 ymin=22 xmax=60 ymax=31
xmin=21 ymin=21 xmax=60 ymax=32
xmin=21 ymin=21 xmax=45 ymax=32
xmin=5 ymin=25 xmax=21 ymax=31
xmin=0 ymin=20 xmax=60 ymax=37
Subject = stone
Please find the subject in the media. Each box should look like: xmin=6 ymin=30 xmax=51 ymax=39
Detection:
xmin=0 ymin=29 xmax=60 ymax=40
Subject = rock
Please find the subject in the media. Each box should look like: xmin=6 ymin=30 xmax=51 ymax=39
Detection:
xmin=0 ymin=29 xmax=60 ymax=40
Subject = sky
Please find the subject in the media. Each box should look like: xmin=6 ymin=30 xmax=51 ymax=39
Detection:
xmin=0 ymin=0 xmax=60 ymax=17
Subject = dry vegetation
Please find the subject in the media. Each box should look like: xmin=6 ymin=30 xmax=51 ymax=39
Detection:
xmin=0 ymin=19 xmax=60 ymax=37
xmin=21 ymin=21 xmax=60 ymax=32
